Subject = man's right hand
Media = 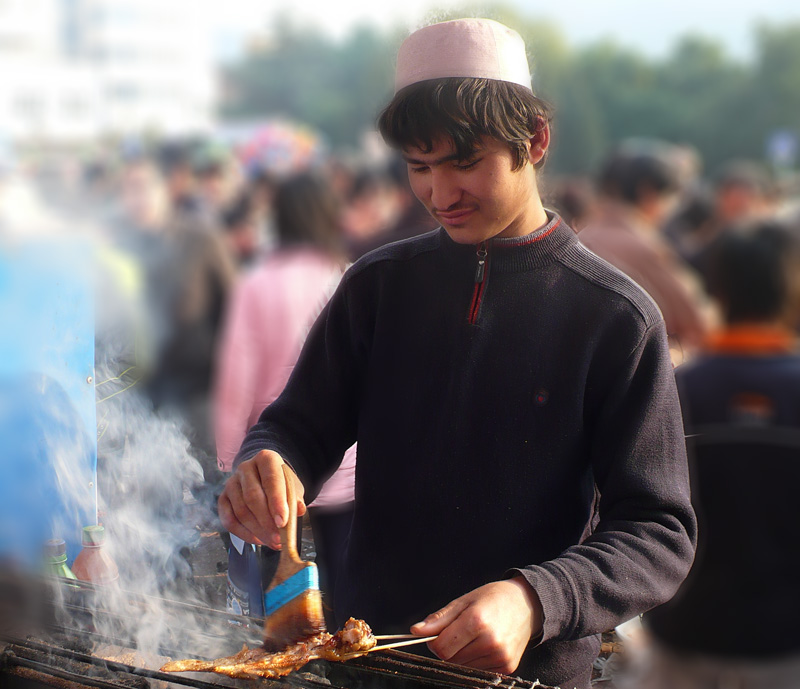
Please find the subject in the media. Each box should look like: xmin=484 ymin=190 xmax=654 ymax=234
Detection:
xmin=218 ymin=450 xmax=307 ymax=550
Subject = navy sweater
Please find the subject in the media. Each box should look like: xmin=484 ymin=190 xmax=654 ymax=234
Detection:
xmin=238 ymin=215 xmax=696 ymax=686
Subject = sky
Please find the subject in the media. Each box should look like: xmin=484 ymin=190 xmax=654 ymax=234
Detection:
xmin=206 ymin=0 xmax=800 ymax=63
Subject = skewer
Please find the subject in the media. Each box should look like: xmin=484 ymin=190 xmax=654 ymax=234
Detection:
xmin=374 ymin=634 xmax=424 ymax=640
xmin=373 ymin=635 xmax=437 ymax=651
xmin=340 ymin=635 xmax=438 ymax=659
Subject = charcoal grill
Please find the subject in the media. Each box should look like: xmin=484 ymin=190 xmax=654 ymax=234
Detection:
xmin=0 ymin=575 xmax=556 ymax=689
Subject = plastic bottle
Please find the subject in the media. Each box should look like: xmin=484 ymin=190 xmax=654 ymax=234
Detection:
xmin=71 ymin=525 xmax=119 ymax=585
xmin=44 ymin=539 xmax=78 ymax=581
xmin=226 ymin=535 xmax=264 ymax=618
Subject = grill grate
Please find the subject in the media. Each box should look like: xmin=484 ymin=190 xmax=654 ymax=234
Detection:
xmin=0 ymin=576 xmax=555 ymax=689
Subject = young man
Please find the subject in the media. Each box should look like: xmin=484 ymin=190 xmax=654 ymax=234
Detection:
xmin=219 ymin=19 xmax=696 ymax=688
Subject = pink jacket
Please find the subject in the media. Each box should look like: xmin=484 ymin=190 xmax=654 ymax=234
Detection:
xmin=214 ymin=248 xmax=355 ymax=507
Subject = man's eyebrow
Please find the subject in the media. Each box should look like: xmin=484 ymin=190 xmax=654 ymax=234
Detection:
xmin=402 ymin=152 xmax=476 ymax=166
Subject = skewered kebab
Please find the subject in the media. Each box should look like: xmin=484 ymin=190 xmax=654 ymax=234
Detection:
xmin=161 ymin=618 xmax=376 ymax=679
xmin=161 ymin=618 xmax=438 ymax=680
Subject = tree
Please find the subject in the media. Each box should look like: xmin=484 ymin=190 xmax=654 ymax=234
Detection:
xmin=219 ymin=15 xmax=800 ymax=176
xmin=221 ymin=20 xmax=395 ymax=148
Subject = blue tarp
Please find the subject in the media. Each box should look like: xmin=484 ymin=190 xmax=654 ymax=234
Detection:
xmin=0 ymin=241 xmax=96 ymax=566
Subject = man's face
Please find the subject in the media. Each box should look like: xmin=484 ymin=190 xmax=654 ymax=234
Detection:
xmin=716 ymin=183 xmax=764 ymax=225
xmin=403 ymin=135 xmax=540 ymax=244
xmin=122 ymin=164 xmax=169 ymax=229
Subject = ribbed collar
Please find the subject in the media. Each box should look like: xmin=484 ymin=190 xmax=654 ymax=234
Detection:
xmin=439 ymin=212 xmax=578 ymax=272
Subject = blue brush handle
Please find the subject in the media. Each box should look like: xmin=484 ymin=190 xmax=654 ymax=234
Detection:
xmin=264 ymin=565 xmax=319 ymax=616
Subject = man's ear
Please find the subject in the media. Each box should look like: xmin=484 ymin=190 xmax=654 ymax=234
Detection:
xmin=528 ymin=124 xmax=550 ymax=166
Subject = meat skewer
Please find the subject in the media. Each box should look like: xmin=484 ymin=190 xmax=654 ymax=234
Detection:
xmin=161 ymin=618 xmax=377 ymax=679
xmin=336 ymin=635 xmax=437 ymax=660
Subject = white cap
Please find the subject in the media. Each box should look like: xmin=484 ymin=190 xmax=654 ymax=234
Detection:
xmin=394 ymin=18 xmax=532 ymax=94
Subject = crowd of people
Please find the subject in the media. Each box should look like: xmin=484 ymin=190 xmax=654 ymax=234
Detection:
xmin=4 ymin=16 xmax=800 ymax=688
xmin=27 ymin=136 xmax=438 ymax=613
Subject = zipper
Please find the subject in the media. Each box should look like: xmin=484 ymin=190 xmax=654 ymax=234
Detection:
xmin=468 ymin=242 xmax=489 ymax=324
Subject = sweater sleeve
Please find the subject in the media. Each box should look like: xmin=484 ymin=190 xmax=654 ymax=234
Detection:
xmin=513 ymin=321 xmax=697 ymax=643
xmin=234 ymin=275 xmax=364 ymax=501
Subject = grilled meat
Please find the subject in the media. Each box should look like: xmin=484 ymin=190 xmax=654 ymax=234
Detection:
xmin=160 ymin=617 xmax=376 ymax=679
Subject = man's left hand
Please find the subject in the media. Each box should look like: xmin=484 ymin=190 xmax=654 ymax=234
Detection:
xmin=410 ymin=576 xmax=544 ymax=675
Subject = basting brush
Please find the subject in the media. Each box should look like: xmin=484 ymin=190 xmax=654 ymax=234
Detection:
xmin=262 ymin=463 xmax=326 ymax=650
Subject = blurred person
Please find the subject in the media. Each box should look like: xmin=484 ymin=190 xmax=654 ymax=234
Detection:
xmin=325 ymin=157 xmax=356 ymax=202
xmin=669 ymin=144 xmax=703 ymax=190
xmin=713 ymin=161 xmax=774 ymax=228
xmin=341 ymin=168 xmax=402 ymax=255
xmin=214 ymin=172 xmax=355 ymax=616
xmin=158 ymin=141 xmax=204 ymax=217
xmin=112 ymin=158 xmax=187 ymax=361
xmin=218 ymin=19 xmax=695 ymax=688
xmin=152 ymin=208 xmax=238 ymax=489
xmin=89 ymin=165 xmax=205 ymax=584
xmin=579 ymin=146 xmax=713 ymax=361
xmin=346 ymin=155 xmax=437 ymax=259
xmin=620 ymin=139 xmax=703 ymax=190
xmin=220 ymin=191 xmax=263 ymax=269
xmin=686 ymin=161 xmax=776 ymax=283
xmin=663 ymin=186 xmax=716 ymax=264
xmin=193 ymin=142 xmax=244 ymax=217
xmin=637 ymin=221 xmax=800 ymax=688
xmin=109 ymin=158 xmax=173 ymax=295
xmin=111 ymin=157 xmax=237 ymax=487
xmin=546 ymin=176 xmax=596 ymax=231
xmin=79 ymin=159 xmax=119 ymax=217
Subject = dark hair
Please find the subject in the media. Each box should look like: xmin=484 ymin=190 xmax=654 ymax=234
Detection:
xmin=348 ymin=168 xmax=392 ymax=202
xmin=597 ymin=149 xmax=682 ymax=205
xmin=222 ymin=191 xmax=255 ymax=231
xmin=377 ymin=78 xmax=552 ymax=170
xmin=707 ymin=221 xmax=798 ymax=324
xmin=714 ymin=160 xmax=773 ymax=197
xmin=157 ymin=141 xmax=195 ymax=174
xmin=546 ymin=177 xmax=595 ymax=229
xmin=273 ymin=172 xmax=343 ymax=255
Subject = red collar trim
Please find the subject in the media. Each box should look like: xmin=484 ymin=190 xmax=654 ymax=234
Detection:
xmin=493 ymin=216 xmax=562 ymax=247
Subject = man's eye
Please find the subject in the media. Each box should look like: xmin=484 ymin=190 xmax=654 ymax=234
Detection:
xmin=456 ymin=159 xmax=480 ymax=170
xmin=410 ymin=166 xmax=429 ymax=174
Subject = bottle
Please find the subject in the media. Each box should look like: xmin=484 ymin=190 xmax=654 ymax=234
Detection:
xmin=71 ymin=525 xmax=119 ymax=585
xmin=226 ymin=535 xmax=264 ymax=619
xmin=44 ymin=539 xmax=78 ymax=581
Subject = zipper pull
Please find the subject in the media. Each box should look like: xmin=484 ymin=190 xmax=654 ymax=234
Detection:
xmin=475 ymin=243 xmax=488 ymax=283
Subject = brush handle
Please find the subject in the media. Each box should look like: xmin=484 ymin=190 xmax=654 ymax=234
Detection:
xmin=271 ymin=464 xmax=304 ymax=586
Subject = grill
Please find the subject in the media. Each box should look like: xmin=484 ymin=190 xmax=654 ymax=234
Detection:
xmin=0 ymin=575 xmax=555 ymax=689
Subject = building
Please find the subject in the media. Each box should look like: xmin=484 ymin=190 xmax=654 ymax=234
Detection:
xmin=0 ymin=0 xmax=216 ymax=146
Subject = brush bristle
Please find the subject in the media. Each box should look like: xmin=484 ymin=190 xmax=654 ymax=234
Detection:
xmin=263 ymin=588 xmax=326 ymax=650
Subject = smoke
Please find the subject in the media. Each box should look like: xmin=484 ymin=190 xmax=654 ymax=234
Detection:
xmin=81 ymin=224 xmax=236 ymax=664
xmin=0 ymin=172 xmax=248 ymax=667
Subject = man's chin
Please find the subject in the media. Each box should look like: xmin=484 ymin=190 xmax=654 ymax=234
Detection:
xmin=442 ymin=224 xmax=496 ymax=245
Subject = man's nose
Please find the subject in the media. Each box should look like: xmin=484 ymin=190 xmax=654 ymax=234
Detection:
xmin=430 ymin=171 xmax=462 ymax=210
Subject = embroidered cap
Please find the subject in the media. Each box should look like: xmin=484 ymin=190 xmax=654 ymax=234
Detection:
xmin=394 ymin=18 xmax=532 ymax=94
